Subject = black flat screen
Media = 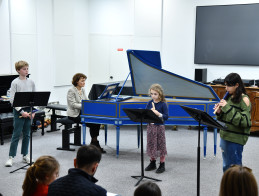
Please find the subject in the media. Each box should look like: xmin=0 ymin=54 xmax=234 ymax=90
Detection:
xmin=195 ymin=3 xmax=259 ymax=65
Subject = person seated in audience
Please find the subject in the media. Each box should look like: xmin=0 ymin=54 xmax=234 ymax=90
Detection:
xmin=134 ymin=181 xmax=162 ymax=196
xmin=22 ymin=155 xmax=60 ymax=196
xmin=67 ymin=73 xmax=105 ymax=153
xmin=48 ymin=145 xmax=107 ymax=196
xmin=219 ymin=165 xmax=258 ymax=196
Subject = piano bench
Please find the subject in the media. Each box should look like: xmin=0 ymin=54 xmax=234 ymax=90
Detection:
xmin=56 ymin=117 xmax=81 ymax=151
xmin=46 ymin=104 xmax=67 ymax=132
xmin=0 ymin=113 xmax=14 ymax=145
xmin=0 ymin=110 xmax=46 ymax=145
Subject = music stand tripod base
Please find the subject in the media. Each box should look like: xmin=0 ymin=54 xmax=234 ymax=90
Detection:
xmin=131 ymin=175 xmax=162 ymax=186
xmin=123 ymin=108 xmax=163 ymax=186
xmin=10 ymin=161 xmax=35 ymax=173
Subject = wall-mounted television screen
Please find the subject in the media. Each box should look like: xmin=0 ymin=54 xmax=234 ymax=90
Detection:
xmin=195 ymin=3 xmax=259 ymax=66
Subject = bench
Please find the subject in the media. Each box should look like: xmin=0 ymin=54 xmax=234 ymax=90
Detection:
xmin=0 ymin=112 xmax=13 ymax=145
xmin=56 ymin=117 xmax=81 ymax=151
xmin=0 ymin=110 xmax=45 ymax=145
xmin=46 ymin=104 xmax=67 ymax=132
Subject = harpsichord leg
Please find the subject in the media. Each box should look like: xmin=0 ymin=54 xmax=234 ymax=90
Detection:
xmin=82 ymin=123 xmax=86 ymax=145
xmin=203 ymin=126 xmax=208 ymax=159
xmin=116 ymin=125 xmax=120 ymax=158
xmin=105 ymin=125 xmax=108 ymax=145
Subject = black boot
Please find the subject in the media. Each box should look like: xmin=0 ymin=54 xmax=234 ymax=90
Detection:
xmin=156 ymin=162 xmax=165 ymax=173
xmin=90 ymin=140 xmax=106 ymax=153
xmin=145 ymin=160 xmax=156 ymax=171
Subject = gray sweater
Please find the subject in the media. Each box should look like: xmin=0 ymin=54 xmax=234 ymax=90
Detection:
xmin=10 ymin=77 xmax=36 ymax=113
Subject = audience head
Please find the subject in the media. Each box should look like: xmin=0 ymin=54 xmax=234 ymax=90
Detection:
xmin=75 ymin=145 xmax=102 ymax=175
xmin=22 ymin=156 xmax=60 ymax=196
xmin=72 ymin=73 xmax=87 ymax=87
xmin=15 ymin=60 xmax=29 ymax=72
xmin=134 ymin=181 xmax=162 ymax=196
xmin=219 ymin=165 xmax=258 ymax=196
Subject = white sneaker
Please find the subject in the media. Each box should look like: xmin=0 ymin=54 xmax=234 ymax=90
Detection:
xmin=5 ymin=156 xmax=14 ymax=167
xmin=23 ymin=155 xmax=34 ymax=164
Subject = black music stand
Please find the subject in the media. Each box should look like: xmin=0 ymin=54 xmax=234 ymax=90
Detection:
xmin=10 ymin=92 xmax=50 ymax=173
xmin=123 ymin=108 xmax=163 ymax=186
xmin=180 ymin=105 xmax=227 ymax=196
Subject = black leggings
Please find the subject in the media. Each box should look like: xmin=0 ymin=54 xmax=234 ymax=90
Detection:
xmin=68 ymin=115 xmax=100 ymax=138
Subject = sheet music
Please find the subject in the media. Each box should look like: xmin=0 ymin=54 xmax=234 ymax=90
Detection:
xmin=107 ymin=192 xmax=120 ymax=196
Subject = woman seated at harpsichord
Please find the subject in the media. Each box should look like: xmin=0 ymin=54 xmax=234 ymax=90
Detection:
xmin=67 ymin=73 xmax=106 ymax=153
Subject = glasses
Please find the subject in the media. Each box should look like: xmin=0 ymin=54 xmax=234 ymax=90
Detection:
xmin=230 ymin=164 xmax=252 ymax=173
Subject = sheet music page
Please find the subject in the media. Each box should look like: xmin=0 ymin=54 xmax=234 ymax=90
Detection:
xmin=107 ymin=192 xmax=120 ymax=196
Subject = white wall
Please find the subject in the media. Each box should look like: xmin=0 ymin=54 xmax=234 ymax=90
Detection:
xmin=1 ymin=0 xmax=89 ymax=104
xmin=162 ymin=0 xmax=195 ymax=75
xmin=87 ymin=0 xmax=162 ymax=91
xmin=162 ymin=0 xmax=259 ymax=82
xmin=2 ymin=0 xmax=259 ymax=104
xmin=0 ymin=0 xmax=11 ymax=74
xmin=88 ymin=0 xmax=134 ymax=90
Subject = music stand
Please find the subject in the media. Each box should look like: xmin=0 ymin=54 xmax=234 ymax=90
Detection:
xmin=180 ymin=105 xmax=227 ymax=196
xmin=10 ymin=92 xmax=50 ymax=173
xmin=123 ymin=108 xmax=163 ymax=186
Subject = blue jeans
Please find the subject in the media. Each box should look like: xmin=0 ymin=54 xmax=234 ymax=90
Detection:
xmin=9 ymin=109 xmax=31 ymax=157
xmin=220 ymin=138 xmax=243 ymax=172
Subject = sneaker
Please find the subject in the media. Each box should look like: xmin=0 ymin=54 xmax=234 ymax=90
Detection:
xmin=23 ymin=155 xmax=34 ymax=164
xmin=145 ymin=160 xmax=156 ymax=171
xmin=90 ymin=141 xmax=106 ymax=153
xmin=5 ymin=156 xmax=14 ymax=167
xmin=156 ymin=162 xmax=165 ymax=173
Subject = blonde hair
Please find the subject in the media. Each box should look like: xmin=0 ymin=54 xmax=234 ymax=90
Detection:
xmin=15 ymin=61 xmax=29 ymax=72
xmin=149 ymin=83 xmax=166 ymax=102
xmin=219 ymin=165 xmax=258 ymax=196
xmin=22 ymin=156 xmax=60 ymax=196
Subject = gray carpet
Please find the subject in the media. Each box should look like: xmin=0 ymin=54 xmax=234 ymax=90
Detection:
xmin=1 ymin=125 xmax=259 ymax=196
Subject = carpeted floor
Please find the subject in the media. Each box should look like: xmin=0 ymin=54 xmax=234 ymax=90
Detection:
xmin=1 ymin=125 xmax=259 ymax=196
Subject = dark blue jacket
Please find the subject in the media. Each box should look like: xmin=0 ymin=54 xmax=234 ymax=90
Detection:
xmin=48 ymin=168 xmax=107 ymax=196
xmin=146 ymin=100 xmax=168 ymax=124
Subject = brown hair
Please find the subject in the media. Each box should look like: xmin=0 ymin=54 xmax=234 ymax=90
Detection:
xmin=134 ymin=181 xmax=162 ymax=196
xmin=149 ymin=83 xmax=166 ymax=102
xmin=219 ymin=165 xmax=258 ymax=196
xmin=15 ymin=60 xmax=29 ymax=72
xmin=72 ymin=73 xmax=87 ymax=87
xmin=22 ymin=156 xmax=60 ymax=196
